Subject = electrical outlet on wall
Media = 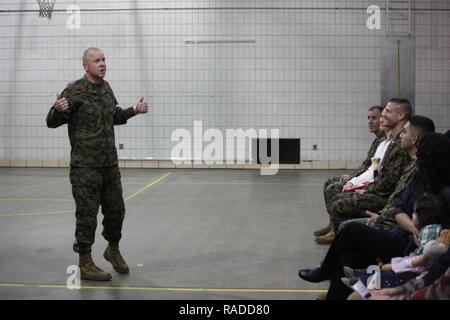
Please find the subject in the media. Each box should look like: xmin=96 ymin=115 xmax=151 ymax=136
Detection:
xmin=119 ymin=143 xmax=124 ymax=150
xmin=313 ymin=144 xmax=318 ymax=151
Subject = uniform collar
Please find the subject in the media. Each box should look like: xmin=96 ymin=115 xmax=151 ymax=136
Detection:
xmin=82 ymin=75 xmax=106 ymax=95
xmin=375 ymin=130 xmax=386 ymax=139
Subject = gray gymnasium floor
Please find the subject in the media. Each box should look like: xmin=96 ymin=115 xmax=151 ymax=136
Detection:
xmin=0 ymin=168 xmax=347 ymax=300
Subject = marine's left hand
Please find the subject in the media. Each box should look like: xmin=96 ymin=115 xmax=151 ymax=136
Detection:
xmin=135 ymin=96 xmax=148 ymax=114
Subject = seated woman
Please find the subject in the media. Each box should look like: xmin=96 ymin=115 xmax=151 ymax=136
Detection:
xmin=298 ymin=133 xmax=450 ymax=300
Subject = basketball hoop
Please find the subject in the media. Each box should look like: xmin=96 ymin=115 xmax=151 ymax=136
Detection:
xmin=36 ymin=0 xmax=56 ymax=20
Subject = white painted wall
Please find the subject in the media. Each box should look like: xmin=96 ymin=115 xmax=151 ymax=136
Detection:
xmin=0 ymin=1 xmax=449 ymax=162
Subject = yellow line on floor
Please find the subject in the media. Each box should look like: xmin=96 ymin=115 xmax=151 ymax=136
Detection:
xmin=0 ymin=283 xmax=27 ymax=288
xmin=206 ymin=288 xmax=325 ymax=293
xmin=0 ymin=198 xmax=72 ymax=202
xmin=0 ymin=210 xmax=74 ymax=217
xmin=1 ymin=283 xmax=326 ymax=294
xmin=124 ymin=172 xmax=171 ymax=202
xmin=0 ymin=172 xmax=171 ymax=217
xmin=38 ymin=284 xmax=203 ymax=292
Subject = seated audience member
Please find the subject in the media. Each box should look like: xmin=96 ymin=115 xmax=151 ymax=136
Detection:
xmin=343 ymin=198 xmax=449 ymax=290
xmin=338 ymin=116 xmax=435 ymax=233
xmin=369 ymin=247 xmax=450 ymax=300
xmin=383 ymin=196 xmax=447 ymax=274
xmin=315 ymin=105 xmax=385 ymax=239
xmin=316 ymin=98 xmax=412 ymax=244
xmin=298 ymin=133 xmax=450 ymax=300
xmin=343 ymin=229 xmax=450 ymax=289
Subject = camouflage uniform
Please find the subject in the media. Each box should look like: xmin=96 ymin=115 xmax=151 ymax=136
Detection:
xmin=324 ymin=132 xmax=385 ymax=215
xmin=329 ymin=134 xmax=412 ymax=232
xmin=338 ymin=160 xmax=416 ymax=232
xmin=47 ymin=76 xmax=136 ymax=254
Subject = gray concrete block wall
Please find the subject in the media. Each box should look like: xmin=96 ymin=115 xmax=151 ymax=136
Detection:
xmin=1 ymin=1 xmax=449 ymax=164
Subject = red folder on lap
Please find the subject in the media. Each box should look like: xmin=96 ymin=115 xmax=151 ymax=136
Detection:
xmin=343 ymin=182 xmax=371 ymax=192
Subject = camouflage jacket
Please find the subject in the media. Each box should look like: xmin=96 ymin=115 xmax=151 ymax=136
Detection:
xmin=46 ymin=76 xmax=136 ymax=167
xmin=372 ymin=160 xmax=416 ymax=227
xmin=350 ymin=131 xmax=386 ymax=178
xmin=363 ymin=133 xmax=412 ymax=199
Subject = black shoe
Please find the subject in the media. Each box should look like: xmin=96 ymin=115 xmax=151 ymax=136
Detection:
xmin=298 ymin=267 xmax=326 ymax=283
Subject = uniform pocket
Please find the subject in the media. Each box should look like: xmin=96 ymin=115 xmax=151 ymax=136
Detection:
xmin=70 ymin=167 xmax=102 ymax=187
xmin=78 ymin=102 xmax=101 ymax=129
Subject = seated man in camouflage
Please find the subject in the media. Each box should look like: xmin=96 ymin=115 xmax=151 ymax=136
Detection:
xmin=338 ymin=115 xmax=436 ymax=233
xmin=314 ymin=105 xmax=385 ymax=239
xmin=317 ymin=98 xmax=412 ymax=244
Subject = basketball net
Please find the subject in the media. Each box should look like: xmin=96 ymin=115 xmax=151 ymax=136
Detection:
xmin=36 ymin=0 xmax=56 ymax=20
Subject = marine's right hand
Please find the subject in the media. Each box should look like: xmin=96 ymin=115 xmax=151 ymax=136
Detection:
xmin=365 ymin=210 xmax=379 ymax=222
xmin=54 ymin=96 xmax=69 ymax=112
xmin=342 ymin=182 xmax=353 ymax=192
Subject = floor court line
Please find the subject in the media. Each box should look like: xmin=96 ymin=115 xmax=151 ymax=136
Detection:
xmin=163 ymin=182 xmax=322 ymax=186
xmin=0 ymin=282 xmax=326 ymax=294
xmin=0 ymin=198 xmax=72 ymax=202
xmin=0 ymin=210 xmax=74 ymax=218
xmin=0 ymin=172 xmax=171 ymax=217
xmin=124 ymin=172 xmax=171 ymax=201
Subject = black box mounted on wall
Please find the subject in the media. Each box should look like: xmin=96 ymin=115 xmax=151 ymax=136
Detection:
xmin=253 ymin=138 xmax=300 ymax=164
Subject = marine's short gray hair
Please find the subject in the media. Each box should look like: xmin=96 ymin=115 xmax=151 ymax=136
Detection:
xmin=82 ymin=47 xmax=101 ymax=63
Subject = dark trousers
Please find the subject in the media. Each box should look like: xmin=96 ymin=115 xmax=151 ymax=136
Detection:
xmin=319 ymin=222 xmax=414 ymax=300
xmin=70 ymin=166 xmax=125 ymax=253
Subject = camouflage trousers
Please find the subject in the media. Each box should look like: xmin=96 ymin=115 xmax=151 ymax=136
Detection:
xmin=324 ymin=176 xmax=344 ymax=215
xmin=329 ymin=192 xmax=387 ymax=233
xmin=337 ymin=216 xmax=397 ymax=234
xmin=70 ymin=166 xmax=125 ymax=254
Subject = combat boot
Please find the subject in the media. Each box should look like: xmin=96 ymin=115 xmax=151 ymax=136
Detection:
xmin=313 ymin=222 xmax=332 ymax=237
xmin=314 ymin=229 xmax=335 ymax=244
xmin=104 ymin=241 xmax=130 ymax=274
xmin=79 ymin=253 xmax=112 ymax=281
